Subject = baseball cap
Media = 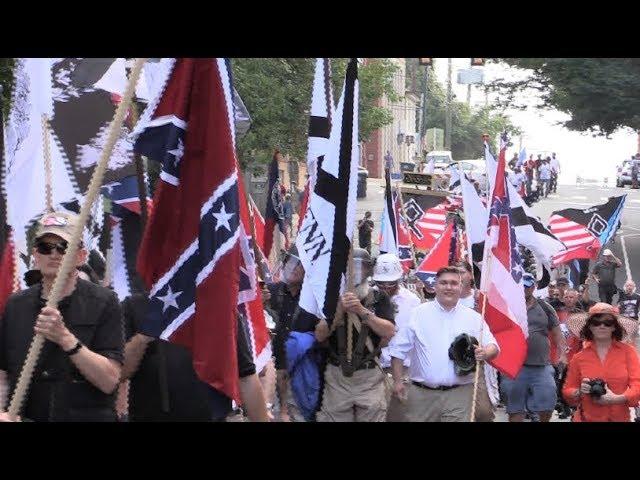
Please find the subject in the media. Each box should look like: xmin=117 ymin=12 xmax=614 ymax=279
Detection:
xmin=556 ymin=277 xmax=570 ymax=285
xmin=522 ymin=273 xmax=536 ymax=288
xmin=34 ymin=211 xmax=79 ymax=244
xmin=603 ymin=249 xmax=613 ymax=256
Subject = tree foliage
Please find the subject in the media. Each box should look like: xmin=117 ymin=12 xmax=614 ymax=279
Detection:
xmin=0 ymin=58 xmax=15 ymax=118
xmin=231 ymin=58 xmax=398 ymax=172
xmin=488 ymin=58 xmax=640 ymax=136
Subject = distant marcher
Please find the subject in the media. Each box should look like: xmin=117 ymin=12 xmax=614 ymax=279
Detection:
xmin=591 ymin=249 xmax=622 ymax=304
xmin=358 ymin=211 xmax=374 ymax=254
xmin=283 ymin=194 xmax=293 ymax=237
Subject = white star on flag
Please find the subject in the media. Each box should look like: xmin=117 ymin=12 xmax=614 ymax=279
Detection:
xmin=213 ymin=203 xmax=234 ymax=231
xmin=168 ymin=138 xmax=184 ymax=166
xmin=157 ymin=285 xmax=182 ymax=313
xmin=103 ymin=183 xmax=117 ymax=195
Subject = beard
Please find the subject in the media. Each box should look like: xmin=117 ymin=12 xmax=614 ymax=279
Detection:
xmin=354 ymin=282 xmax=370 ymax=300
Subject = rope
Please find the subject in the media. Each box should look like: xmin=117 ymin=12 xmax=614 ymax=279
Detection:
xmin=469 ymin=254 xmax=491 ymax=422
xmin=41 ymin=114 xmax=53 ymax=213
xmin=6 ymin=58 xmax=147 ymax=419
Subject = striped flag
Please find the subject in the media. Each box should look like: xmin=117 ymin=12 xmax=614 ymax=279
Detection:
xmin=550 ymin=195 xmax=626 ymax=265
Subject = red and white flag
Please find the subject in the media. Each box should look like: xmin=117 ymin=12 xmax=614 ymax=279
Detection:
xmin=480 ymin=135 xmax=528 ymax=379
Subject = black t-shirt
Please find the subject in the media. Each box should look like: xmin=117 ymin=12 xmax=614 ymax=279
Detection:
xmin=0 ymin=280 xmax=124 ymax=422
xmin=268 ymin=282 xmax=300 ymax=369
xmin=593 ymin=261 xmax=619 ymax=286
xmin=358 ymin=219 xmax=374 ymax=241
xmin=123 ymin=294 xmax=256 ymax=422
xmin=328 ymin=289 xmax=395 ymax=363
xmin=618 ymin=291 xmax=640 ymax=320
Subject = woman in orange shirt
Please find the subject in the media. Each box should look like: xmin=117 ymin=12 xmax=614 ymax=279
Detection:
xmin=562 ymin=303 xmax=640 ymax=422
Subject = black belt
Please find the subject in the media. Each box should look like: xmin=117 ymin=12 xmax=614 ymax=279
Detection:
xmin=328 ymin=358 xmax=377 ymax=370
xmin=411 ymin=381 xmax=461 ymax=391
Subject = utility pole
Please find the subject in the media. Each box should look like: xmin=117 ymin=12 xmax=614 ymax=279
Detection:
xmin=445 ymin=58 xmax=452 ymax=151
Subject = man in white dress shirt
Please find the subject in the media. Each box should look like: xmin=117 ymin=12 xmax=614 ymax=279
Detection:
xmin=374 ymin=253 xmax=421 ymax=422
xmin=389 ymin=266 xmax=499 ymax=422
xmin=454 ymin=261 xmax=498 ymax=421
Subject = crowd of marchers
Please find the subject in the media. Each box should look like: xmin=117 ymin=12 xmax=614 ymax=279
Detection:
xmin=1 ymin=207 xmax=639 ymax=423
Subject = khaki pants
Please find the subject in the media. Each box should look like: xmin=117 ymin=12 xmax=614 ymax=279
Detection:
xmin=474 ymin=364 xmax=495 ymax=422
xmin=384 ymin=367 xmax=409 ymax=422
xmin=406 ymin=383 xmax=474 ymax=422
xmin=317 ymin=364 xmax=387 ymax=422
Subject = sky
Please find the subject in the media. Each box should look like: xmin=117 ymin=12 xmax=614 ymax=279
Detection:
xmin=433 ymin=58 xmax=638 ymax=185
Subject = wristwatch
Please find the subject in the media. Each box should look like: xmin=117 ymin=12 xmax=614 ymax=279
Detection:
xmin=63 ymin=341 xmax=83 ymax=357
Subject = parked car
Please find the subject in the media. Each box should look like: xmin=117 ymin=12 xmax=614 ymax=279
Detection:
xmin=616 ymin=160 xmax=635 ymax=187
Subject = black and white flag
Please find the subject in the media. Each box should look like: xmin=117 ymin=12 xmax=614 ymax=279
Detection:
xmin=296 ymin=59 xmax=359 ymax=324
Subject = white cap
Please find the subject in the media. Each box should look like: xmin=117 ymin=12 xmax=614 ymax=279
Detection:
xmin=603 ymin=249 xmax=613 ymax=256
xmin=372 ymin=253 xmax=403 ymax=282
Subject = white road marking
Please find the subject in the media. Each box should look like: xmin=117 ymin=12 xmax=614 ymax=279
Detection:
xmin=621 ymin=236 xmax=632 ymax=281
xmin=631 ymin=199 xmax=640 ymax=204
xmin=570 ymin=195 xmax=588 ymax=200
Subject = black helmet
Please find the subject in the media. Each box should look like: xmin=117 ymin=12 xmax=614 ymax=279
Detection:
xmin=448 ymin=333 xmax=479 ymax=376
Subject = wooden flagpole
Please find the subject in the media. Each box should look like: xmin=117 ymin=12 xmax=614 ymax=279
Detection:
xmin=469 ymin=247 xmax=492 ymax=422
xmin=41 ymin=114 xmax=54 ymax=213
xmin=6 ymin=58 xmax=147 ymax=419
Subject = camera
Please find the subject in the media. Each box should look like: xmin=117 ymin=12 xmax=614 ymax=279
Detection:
xmin=588 ymin=378 xmax=607 ymax=398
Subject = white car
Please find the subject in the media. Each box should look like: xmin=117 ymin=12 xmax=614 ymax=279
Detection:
xmin=616 ymin=160 xmax=636 ymax=187
xmin=424 ymin=150 xmax=454 ymax=173
xmin=452 ymin=159 xmax=488 ymax=191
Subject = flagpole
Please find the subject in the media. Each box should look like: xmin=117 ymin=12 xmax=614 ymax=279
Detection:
xmin=6 ymin=58 xmax=147 ymax=420
xmin=41 ymin=114 xmax=54 ymax=213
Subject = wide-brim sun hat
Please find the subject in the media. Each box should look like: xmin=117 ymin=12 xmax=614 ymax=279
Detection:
xmin=566 ymin=303 xmax=637 ymax=341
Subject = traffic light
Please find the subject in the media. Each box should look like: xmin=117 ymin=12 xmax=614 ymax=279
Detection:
xmin=471 ymin=58 xmax=485 ymax=67
xmin=419 ymin=58 xmax=433 ymax=66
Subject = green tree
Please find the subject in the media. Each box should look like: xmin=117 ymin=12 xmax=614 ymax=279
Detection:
xmin=0 ymin=58 xmax=15 ymax=118
xmin=488 ymin=58 xmax=640 ymax=136
xmin=232 ymin=58 xmax=398 ymax=172
xmin=411 ymin=64 xmax=520 ymax=158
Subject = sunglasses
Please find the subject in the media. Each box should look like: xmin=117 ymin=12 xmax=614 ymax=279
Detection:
xmin=36 ymin=241 xmax=68 ymax=255
xmin=375 ymin=281 xmax=398 ymax=287
xmin=589 ymin=319 xmax=616 ymax=328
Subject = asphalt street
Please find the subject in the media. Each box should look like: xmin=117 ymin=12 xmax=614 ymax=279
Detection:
xmin=355 ymin=178 xmax=640 ymax=422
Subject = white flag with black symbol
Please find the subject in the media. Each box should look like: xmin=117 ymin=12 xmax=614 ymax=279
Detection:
xmin=296 ymin=59 xmax=359 ymax=324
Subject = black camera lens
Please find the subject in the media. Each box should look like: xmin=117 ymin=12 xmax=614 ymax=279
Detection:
xmin=588 ymin=378 xmax=607 ymax=398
